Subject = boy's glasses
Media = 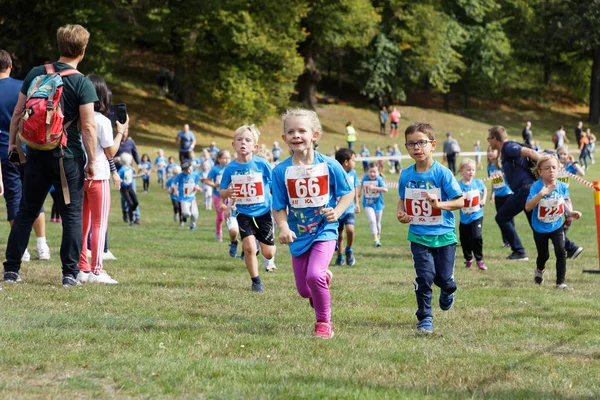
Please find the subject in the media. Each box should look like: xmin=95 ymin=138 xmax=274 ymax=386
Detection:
xmin=405 ymin=140 xmax=433 ymax=149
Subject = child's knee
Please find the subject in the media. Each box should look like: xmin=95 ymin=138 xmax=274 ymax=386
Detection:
xmin=261 ymin=244 xmax=275 ymax=259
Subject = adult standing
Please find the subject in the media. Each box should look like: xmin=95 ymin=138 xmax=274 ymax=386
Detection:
xmin=487 ymin=125 xmax=540 ymax=261
xmin=379 ymin=106 xmax=387 ymax=135
xmin=389 ymin=107 xmax=401 ymax=137
xmin=115 ymin=129 xmax=140 ymax=224
xmin=4 ymin=25 xmax=98 ymax=287
xmin=0 ymin=50 xmax=51 ymax=262
xmin=553 ymin=125 xmax=568 ymax=149
xmin=176 ymin=124 xmax=195 ymax=163
xmin=575 ymin=121 xmax=583 ymax=147
xmin=522 ymin=121 xmax=533 ymax=147
xmin=442 ymin=132 xmax=460 ymax=174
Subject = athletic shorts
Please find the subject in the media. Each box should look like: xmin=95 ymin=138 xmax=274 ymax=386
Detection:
xmin=338 ymin=213 xmax=355 ymax=231
xmin=390 ymin=122 xmax=398 ymax=129
xmin=237 ymin=212 xmax=275 ymax=246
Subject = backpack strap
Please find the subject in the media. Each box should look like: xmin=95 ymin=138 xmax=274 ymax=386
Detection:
xmin=44 ymin=64 xmax=56 ymax=74
xmin=58 ymin=69 xmax=82 ymax=78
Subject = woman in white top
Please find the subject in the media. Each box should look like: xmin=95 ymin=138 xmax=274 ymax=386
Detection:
xmin=77 ymin=75 xmax=127 ymax=284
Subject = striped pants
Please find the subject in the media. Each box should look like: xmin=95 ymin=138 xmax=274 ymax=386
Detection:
xmin=79 ymin=180 xmax=111 ymax=274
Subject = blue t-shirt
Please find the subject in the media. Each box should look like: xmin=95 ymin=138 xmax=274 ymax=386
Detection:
xmin=340 ymin=169 xmax=359 ymax=218
xmin=527 ymin=179 xmax=569 ymax=233
xmin=166 ymin=162 xmax=178 ymax=178
xmin=360 ymin=149 xmax=370 ymax=167
xmin=501 ymin=141 xmax=535 ymax=187
xmin=118 ymin=166 xmax=135 ymax=188
xmin=166 ymin=177 xmax=178 ymax=200
xmin=140 ymin=161 xmax=152 ymax=181
xmin=272 ymin=147 xmax=282 ymax=161
xmin=175 ymin=172 xmax=200 ymax=202
xmin=155 ymin=156 xmax=167 ymax=172
xmin=0 ymin=77 xmax=22 ymax=150
xmin=220 ymin=156 xmax=273 ymax=217
xmin=208 ymin=164 xmax=226 ymax=198
xmin=398 ymin=161 xmax=463 ymax=236
xmin=361 ymin=175 xmax=386 ymax=211
xmin=375 ymin=149 xmax=384 ymax=157
xmin=272 ymin=152 xmax=352 ymax=257
xmin=177 ymin=130 xmax=195 ymax=152
xmin=458 ymin=179 xmax=485 ymax=224
xmin=487 ymin=164 xmax=512 ymax=197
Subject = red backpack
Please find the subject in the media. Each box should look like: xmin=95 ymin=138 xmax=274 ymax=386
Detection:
xmin=19 ymin=64 xmax=81 ymax=150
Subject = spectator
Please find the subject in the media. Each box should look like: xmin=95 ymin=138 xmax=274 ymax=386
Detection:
xmin=3 ymin=25 xmax=98 ymax=287
xmin=487 ymin=125 xmax=541 ymax=261
xmin=553 ymin=125 xmax=568 ymax=149
xmin=575 ymin=121 xmax=583 ymax=147
xmin=176 ymin=124 xmax=195 ymax=163
xmin=522 ymin=121 xmax=533 ymax=147
xmin=379 ymin=106 xmax=387 ymax=135
xmin=0 ymin=50 xmax=51 ymax=263
xmin=345 ymin=121 xmax=358 ymax=150
xmin=389 ymin=107 xmax=401 ymax=137
xmin=442 ymin=132 xmax=461 ymax=174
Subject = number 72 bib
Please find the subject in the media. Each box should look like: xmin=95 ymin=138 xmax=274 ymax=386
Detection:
xmin=231 ymin=173 xmax=264 ymax=205
xmin=285 ymin=163 xmax=329 ymax=208
xmin=405 ymin=188 xmax=442 ymax=225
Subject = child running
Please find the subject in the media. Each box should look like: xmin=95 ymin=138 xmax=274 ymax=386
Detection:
xmin=272 ymin=108 xmax=355 ymax=339
xmin=457 ymin=159 xmax=487 ymax=270
xmin=173 ymin=160 xmax=200 ymax=230
xmin=556 ymin=146 xmax=585 ymax=259
xmin=166 ymin=165 xmax=185 ymax=223
xmin=334 ymin=148 xmax=360 ymax=266
xmin=525 ymin=154 xmax=582 ymax=289
xmin=198 ymin=161 xmax=213 ymax=210
xmin=166 ymin=156 xmax=178 ymax=179
xmin=139 ymin=153 xmax=152 ymax=192
xmin=155 ymin=149 xmax=168 ymax=189
xmin=487 ymin=146 xmax=513 ymax=248
xmin=118 ymin=153 xmax=140 ymax=226
xmin=361 ymin=162 xmax=388 ymax=247
xmin=397 ymin=122 xmax=463 ymax=334
xmin=220 ymin=125 xmax=276 ymax=292
xmin=207 ymin=150 xmax=232 ymax=242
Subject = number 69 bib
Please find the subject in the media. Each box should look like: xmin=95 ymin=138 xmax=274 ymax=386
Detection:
xmin=538 ymin=198 xmax=564 ymax=223
xmin=405 ymin=188 xmax=442 ymax=225
xmin=285 ymin=163 xmax=329 ymax=208
xmin=231 ymin=173 xmax=264 ymax=205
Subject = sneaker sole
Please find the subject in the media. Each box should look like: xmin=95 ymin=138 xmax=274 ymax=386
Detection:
xmin=416 ymin=328 xmax=434 ymax=335
xmin=570 ymin=248 xmax=584 ymax=260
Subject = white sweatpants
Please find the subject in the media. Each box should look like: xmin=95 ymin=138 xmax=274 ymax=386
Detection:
xmin=181 ymin=199 xmax=199 ymax=224
xmin=364 ymin=207 xmax=383 ymax=238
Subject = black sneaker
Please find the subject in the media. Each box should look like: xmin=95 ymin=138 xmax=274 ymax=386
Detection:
xmin=4 ymin=271 xmax=22 ymax=283
xmin=506 ymin=252 xmax=529 ymax=261
xmin=62 ymin=275 xmax=81 ymax=287
xmin=134 ymin=219 xmax=141 ymax=225
xmin=251 ymin=282 xmax=264 ymax=293
xmin=568 ymin=247 xmax=584 ymax=260
xmin=122 ymin=213 xmax=129 ymax=223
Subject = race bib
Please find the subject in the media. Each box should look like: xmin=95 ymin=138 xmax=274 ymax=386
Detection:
xmin=462 ymin=189 xmax=481 ymax=214
xmin=363 ymin=180 xmax=380 ymax=199
xmin=557 ymin=172 xmax=569 ymax=187
xmin=538 ymin=198 xmax=564 ymax=223
xmin=285 ymin=163 xmax=329 ymax=208
xmin=491 ymin=174 xmax=505 ymax=190
xmin=183 ymin=181 xmax=195 ymax=197
xmin=405 ymin=188 xmax=442 ymax=225
xmin=231 ymin=173 xmax=265 ymax=205
xmin=124 ymin=169 xmax=133 ymax=184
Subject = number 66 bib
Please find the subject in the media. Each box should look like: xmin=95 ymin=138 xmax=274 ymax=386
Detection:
xmin=285 ymin=163 xmax=329 ymax=208
xmin=405 ymin=188 xmax=442 ymax=225
xmin=538 ymin=198 xmax=564 ymax=223
xmin=231 ymin=173 xmax=264 ymax=205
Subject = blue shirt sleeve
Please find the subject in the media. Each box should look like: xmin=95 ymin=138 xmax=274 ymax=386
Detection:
xmin=271 ymin=165 xmax=288 ymax=211
xmin=220 ymin=165 xmax=232 ymax=190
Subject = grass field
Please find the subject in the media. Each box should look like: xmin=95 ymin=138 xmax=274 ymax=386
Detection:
xmin=2 ymin=93 xmax=600 ymax=398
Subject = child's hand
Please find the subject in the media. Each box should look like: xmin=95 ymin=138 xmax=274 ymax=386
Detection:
xmin=480 ymin=199 xmax=486 ymax=208
xmin=540 ymin=183 xmax=556 ymax=197
xmin=279 ymin=227 xmax=296 ymax=245
xmin=355 ymin=203 xmax=360 ymax=214
xmin=112 ymin=171 xmax=122 ymax=190
xmin=397 ymin=210 xmax=411 ymax=224
xmin=220 ymin=203 xmax=228 ymax=210
xmin=571 ymin=210 xmax=582 ymax=219
xmin=425 ymin=192 xmax=440 ymax=209
xmin=321 ymin=207 xmax=338 ymax=222
xmin=489 ymin=196 xmax=495 ymax=205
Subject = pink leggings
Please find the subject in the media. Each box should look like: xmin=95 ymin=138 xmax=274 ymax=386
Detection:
xmin=292 ymin=240 xmax=336 ymax=323
xmin=79 ymin=180 xmax=110 ymax=274
xmin=213 ymin=195 xmax=224 ymax=236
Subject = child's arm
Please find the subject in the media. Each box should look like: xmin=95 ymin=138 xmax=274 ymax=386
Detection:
xmin=425 ymin=193 xmax=463 ymax=211
xmin=481 ymin=186 xmax=487 ymax=207
xmin=322 ymin=189 xmax=355 ymax=222
xmin=489 ymin=187 xmax=495 ymax=204
xmin=396 ymin=198 xmax=411 ymax=223
xmin=354 ymin=185 xmax=360 ymax=214
xmin=525 ymin=184 xmax=555 ymax=212
xmin=0 ymin=163 xmax=4 ymax=196
xmin=563 ymin=198 xmax=582 ymax=219
xmin=273 ymin=209 xmax=296 ymax=244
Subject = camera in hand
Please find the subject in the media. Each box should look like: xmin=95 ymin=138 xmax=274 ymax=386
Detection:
xmin=108 ymin=103 xmax=127 ymax=125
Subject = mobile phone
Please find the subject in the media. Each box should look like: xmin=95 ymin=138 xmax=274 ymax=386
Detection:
xmin=8 ymin=151 xmax=20 ymax=164
xmin=114 ymin=103 xmax=127 ymax=124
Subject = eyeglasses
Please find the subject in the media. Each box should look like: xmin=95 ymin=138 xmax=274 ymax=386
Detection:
xmin=405 ymin=140 xmax=433 ymax=149
xmin=541 ymin=166 xmax=558 ymax=171
xmin=486 ymin=137 xmax=493 ymax=141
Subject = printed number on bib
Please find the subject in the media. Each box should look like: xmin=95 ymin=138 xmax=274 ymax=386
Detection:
xmin=491 ymin=175 xmax=505 ymax=190
xmin=462 ymin=189 xmax=481 ymax=214
xmin=183 ymin=182 xmax=195 ymax=197
xmin=363 ymin=181 xmax=380 ymax=199
xmin=538 ymin=198 xmax=564 ymax=223
xmin=285 ymin=163 xmax=329 ymax=208
xmin=404 ymin=188 xmax=442 ymax=225
xmin=557 ymin=173 xmax=569 ymax=187
xmin=231 ymin=173 xmax=264 ymax=205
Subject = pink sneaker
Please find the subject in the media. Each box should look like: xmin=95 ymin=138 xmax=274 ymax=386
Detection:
xmin=51 ymin=218 xmax=56 ymax=223
xmin=314 ymin=322 xmax=334 ymax=339
xmin=465 ymin=260 xmax=473 ymax=269
xmin=477 ymin=260 xmax=487 ymax=271
xmin=57 ymin=218 xmax=62 ymax=223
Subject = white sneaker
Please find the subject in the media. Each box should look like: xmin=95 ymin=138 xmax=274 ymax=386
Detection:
xmin=102 ymin=250 xmax=117 ymax=260
xmin=21 ymin=248 xmax=31 ymax=262
xmin=37 ymin=245 xmax=51 ymax=260
xmin=263 ymin=258 xmax=277 ymax=272
xmin=88 ymin=271 xmax=119 ymax=284
xmin=86 ymin=249 xmax=92 ymax=257
xmin=77 ymin=271 xmax=90 ymax=283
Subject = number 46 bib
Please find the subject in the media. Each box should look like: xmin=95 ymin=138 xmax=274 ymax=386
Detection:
xmin=231 ymin=173 xmax=264 ymax=205
xmin=405 ymin=188 xmax=442 ymax=225
xmin=285 ymin=163 xmax=329 ymax=208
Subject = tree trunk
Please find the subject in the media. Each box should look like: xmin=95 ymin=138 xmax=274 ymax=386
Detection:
xmin=298 ymin=44 xmax=320 ymax=109
xmin=443 ymin=92 xmax=450 ymax=112
xmin=590 ymin=45 xmax=600 ymax=125
xmin=463 ymin=81 xmax=469 ymax=109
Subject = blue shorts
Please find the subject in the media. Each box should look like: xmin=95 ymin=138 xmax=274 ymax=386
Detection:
xmin=338 ymin=213 xmax=355 ymax=230
xmin=1 ymin=158 xmax=44 ymax=221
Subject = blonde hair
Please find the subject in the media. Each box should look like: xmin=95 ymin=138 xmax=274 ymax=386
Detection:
xmin=156 ymin=148 xmax=164 ymax=156
xmin=57 ymin=25 xmax=90 ymax=58
xmin=255 ymin=147 xmax=273 ymax=163
xmin=532 ymin=154 xmax=558 ymax=179
xmin=234 ymin=124 xmax=260 ymax=143
xmin=281 ymin=108 xmax=322 ymax=136
xmin=458 ymin=158 xmax=476 ymax=172
xmin=119 ymin=152 xmax=133 ymax=167
xmin=171 ymin=165 xmax=182 ymax=175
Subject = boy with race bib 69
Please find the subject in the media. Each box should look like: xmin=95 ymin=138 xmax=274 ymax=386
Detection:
xmin=397 ymin=122 xmax=464 ymax=334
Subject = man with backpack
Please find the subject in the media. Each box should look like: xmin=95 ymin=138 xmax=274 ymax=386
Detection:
xmin=4 ymin=25 xmax=98 ymax=287
xmin=487 ymin=125 xmax=541 ymax=261
xmin=442 ymin=132 xmax=461 ymax=174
